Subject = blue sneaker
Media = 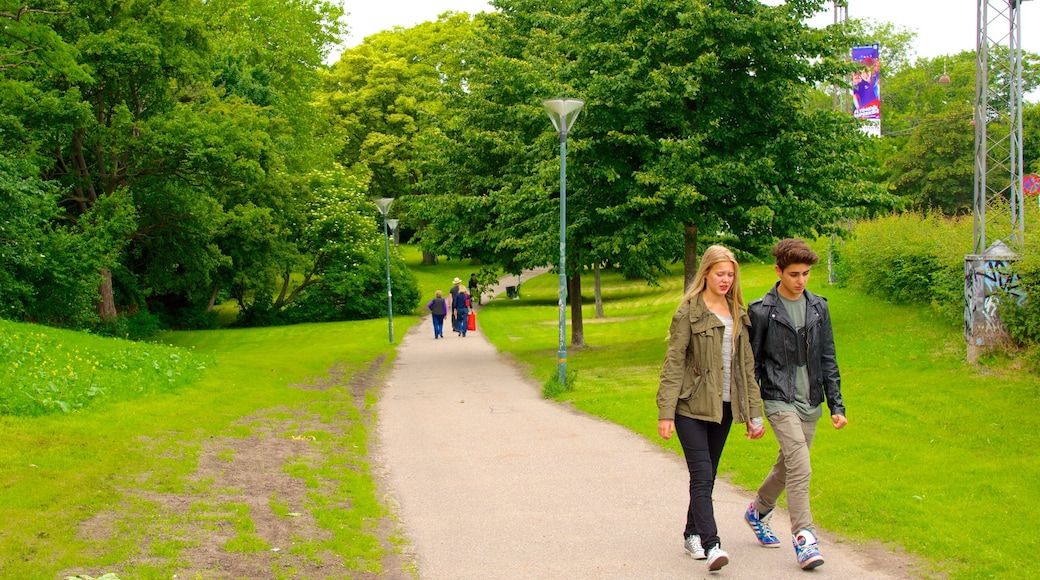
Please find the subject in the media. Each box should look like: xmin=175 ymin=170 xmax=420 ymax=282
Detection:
xmin=744 ymin=502 xmax=781 ymax=548
xmin=793 ymin=528 xmax=825 ymax=570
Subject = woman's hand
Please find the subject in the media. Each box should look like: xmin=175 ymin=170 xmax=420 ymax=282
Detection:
xmin=658 ymin=419 xmax=674 ymax=440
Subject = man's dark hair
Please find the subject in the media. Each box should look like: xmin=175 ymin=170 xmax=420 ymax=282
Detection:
xmin=772 ymin=238 xmax=819 ymax=271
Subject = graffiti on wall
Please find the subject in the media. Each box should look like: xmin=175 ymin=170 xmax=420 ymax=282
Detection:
xmin=964 ymin=254 xmax=1024 ymax=343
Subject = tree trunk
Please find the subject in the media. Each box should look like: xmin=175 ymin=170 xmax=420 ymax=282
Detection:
xmin=684 ymin=223 xmax=699 ymax=293
xmin=594 ymin=262 xmax=604 ymax=318
xmin=206 ymin=282 xmax=220 ymax=313
xmin=422 ymin=250 xmax=439 ymax=266
xmin=568 ymin=272 xmax=584 ymax=347
xmin=97 ymin=268 xmax=117 ymax=322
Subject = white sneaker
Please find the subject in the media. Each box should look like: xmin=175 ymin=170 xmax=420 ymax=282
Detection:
xmin=706 ymin=544 xmax=730 ymax=571
xmin=684 ymin=534 xmax=706 ymax=559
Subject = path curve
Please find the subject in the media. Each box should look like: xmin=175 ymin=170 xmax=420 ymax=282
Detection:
xmin=376 ymin=271 xmax=920 ymax=579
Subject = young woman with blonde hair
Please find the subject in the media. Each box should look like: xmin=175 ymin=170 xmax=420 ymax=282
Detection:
xmin=656 ymin=245 xmax=765 ymax=571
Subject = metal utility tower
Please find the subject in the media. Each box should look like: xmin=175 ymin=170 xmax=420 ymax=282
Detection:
xmin=973 ymin=0 xmax=1028 ymax=255
xmin=966 ymin=0 xmax=1030 ymax=362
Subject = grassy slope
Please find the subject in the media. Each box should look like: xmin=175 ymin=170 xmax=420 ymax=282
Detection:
xmin=476 ymin=262 xmax=1039 ymax=579
xmin=0 ymin=318 xmax=410 ymax=578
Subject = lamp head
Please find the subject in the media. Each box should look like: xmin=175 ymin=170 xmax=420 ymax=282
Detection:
xmin=374 ymin=197 xmax=394 ymax=216
xmin=543 ymin=98 xmax=585 ymax=136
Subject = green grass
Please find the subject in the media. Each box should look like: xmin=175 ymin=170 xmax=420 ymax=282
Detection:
xmin=400 ymin=244 xmax=497 ymax=313
xmin=476 ymin=262 xmax=1040 ymax=579
xmin=0 ymin=317 xmax=413 ymax=578
xmin=5 ymin=246 xmax=1037 ymax=578
xmin=0 ymin=319 xmax=207 ymax=416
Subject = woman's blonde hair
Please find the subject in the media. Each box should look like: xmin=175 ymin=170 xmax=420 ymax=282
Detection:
xmin=681 ymin=245 xmax=744 ymax=323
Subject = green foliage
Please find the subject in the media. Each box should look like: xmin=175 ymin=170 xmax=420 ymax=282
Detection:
xmin=542 ymin=369 xmax=575 ymax=399
xmin=879 ymin=50 xmax=1040 ymax=213
xmin=279 ymin=240 xmax=421 ymax=324
xmin=1000 ymin=266 xmax=1040 ymax=349
xmin=0 ymin=0 xmax=365 ymax=332
xmin=91 ymin=309 xmax=167 ymax=341
xmin=416 ymin=0 xmax=898 ymax=288
xmin=999 ymin=210 xmax=1040 ymax=368
xmin=0 ymin=154 xmax=61 ymax=320
xmin=0 ymin=318 xmax=207 ymax=417
xmin=321 ymin=13 xmax=475 ymax=203
xmin=831 ymin=212 xmax=971 ymax=323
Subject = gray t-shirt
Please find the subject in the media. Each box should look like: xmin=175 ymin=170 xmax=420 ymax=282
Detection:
xmin=718 ymin=313 xmax=733 ymax=402
xmin=763 ymin=293 xmax=823 ymax=421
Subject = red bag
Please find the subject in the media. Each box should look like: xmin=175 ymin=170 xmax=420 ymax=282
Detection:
xmin=467 ymin=311 xmax=477 ymax=331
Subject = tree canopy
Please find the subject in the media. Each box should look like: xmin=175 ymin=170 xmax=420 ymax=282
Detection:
xmin=407 ymin=0 xmax=898 ymax=344
xmin=0 ymin=0 xmax=418 ymax=331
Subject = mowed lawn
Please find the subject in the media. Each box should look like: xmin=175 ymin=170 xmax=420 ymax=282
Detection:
xmin=474 ymin=261 xmax=1039 ymax=580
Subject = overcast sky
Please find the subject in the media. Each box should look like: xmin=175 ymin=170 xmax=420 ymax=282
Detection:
xmin=339 ymin=0 xmax=1039 ymax=61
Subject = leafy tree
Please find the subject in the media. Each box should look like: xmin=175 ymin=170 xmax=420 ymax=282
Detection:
xmin=321 ymin=13 xmax=477 ymax=265
xmin=880 ymin=50 xmax=1039 ymax=213
xmin=0 ymin=0 xmax=409 ymax=331
xmin=416 ymin=0 xmax=897 ymax=346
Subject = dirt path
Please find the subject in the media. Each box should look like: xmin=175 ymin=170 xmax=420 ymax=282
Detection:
xmin=375 ymin=272 xmax=927 ymax=579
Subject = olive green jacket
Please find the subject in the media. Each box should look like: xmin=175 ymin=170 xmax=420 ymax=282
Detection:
xmin=657 ymin=295 xmax=762 ymax=424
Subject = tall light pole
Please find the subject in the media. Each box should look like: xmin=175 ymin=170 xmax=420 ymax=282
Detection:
xmin=543 ymin=98 xmax=584 ymax=385
xmin=374 ymin=197 xmax=395 ymax=344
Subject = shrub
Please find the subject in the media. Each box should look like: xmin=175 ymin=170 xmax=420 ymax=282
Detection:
xmin=829 ymin=212 xmax=971 ymax=324
xmin=1001 ymin=261 xmax=1040 ymax=367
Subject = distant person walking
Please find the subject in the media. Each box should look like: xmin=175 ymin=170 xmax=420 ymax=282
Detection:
xmin=657 ymin=245 xmax=765 ymax=573
xmin=468 ymin=273 xmax=480 ymax=305
xmin=743 ymin=238 xmax=847 ymax=571
xmin=449 ymin=277 xmax=462 ymax=332
xmin=453 ymin=286 xmax=471 ymax=337
xmin=427 ymin=290 xmax=448 ymax=339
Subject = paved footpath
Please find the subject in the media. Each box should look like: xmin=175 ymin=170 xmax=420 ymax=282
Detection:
xmin=376 ymin=274 xmax=921 ymax=579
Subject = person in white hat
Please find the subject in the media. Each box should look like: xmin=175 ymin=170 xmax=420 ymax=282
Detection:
xmin=450 ymin=277 xmax=463 ymax=331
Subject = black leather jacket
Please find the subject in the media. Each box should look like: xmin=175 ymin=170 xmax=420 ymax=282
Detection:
xmin=748 ymin=284 xmax=845 ymax=417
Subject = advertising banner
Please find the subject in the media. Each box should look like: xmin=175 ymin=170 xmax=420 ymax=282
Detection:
xmin=852 ymin=43 xmax=881 ymax=137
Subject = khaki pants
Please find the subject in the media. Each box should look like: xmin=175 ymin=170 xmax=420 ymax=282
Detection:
xmin=753 ymin=411 xmax=817 ymax=535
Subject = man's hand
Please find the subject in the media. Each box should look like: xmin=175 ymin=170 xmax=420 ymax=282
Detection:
xmin=746 ymin=421 xmax=765 ymax=439
xmin=831 ymin=414 xmax=848 ymax=430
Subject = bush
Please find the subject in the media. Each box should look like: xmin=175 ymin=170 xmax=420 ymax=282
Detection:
xmin=92 ymin=309 xmax=167 ymax=341
xmin=1001 ymin=263 xmax=1040 ymax=348
xmin=234 ymin=241 xmax=421 ymax=327
xmin=829 ymin=212 xmax=971 ymax=323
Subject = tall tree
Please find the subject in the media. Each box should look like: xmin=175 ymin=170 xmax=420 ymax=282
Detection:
xmin=0 ymin=0 xmax=409 ymax=329
xmin=416 ymin=0 xmax=897 ymax=347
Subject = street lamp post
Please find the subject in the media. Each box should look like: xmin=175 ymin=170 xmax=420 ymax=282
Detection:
xmin=374 ymin=197 xmax=395 ymax=344
xmin=543 ymin=98 xmax=584 ymax=386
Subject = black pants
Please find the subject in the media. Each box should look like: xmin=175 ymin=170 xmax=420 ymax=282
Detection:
xmin=674 ymin=403 xmax=734 ymax=552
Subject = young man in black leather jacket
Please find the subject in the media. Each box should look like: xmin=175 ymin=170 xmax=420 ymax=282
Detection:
xmin=743 ymin=238 xmax=848 ymax=571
